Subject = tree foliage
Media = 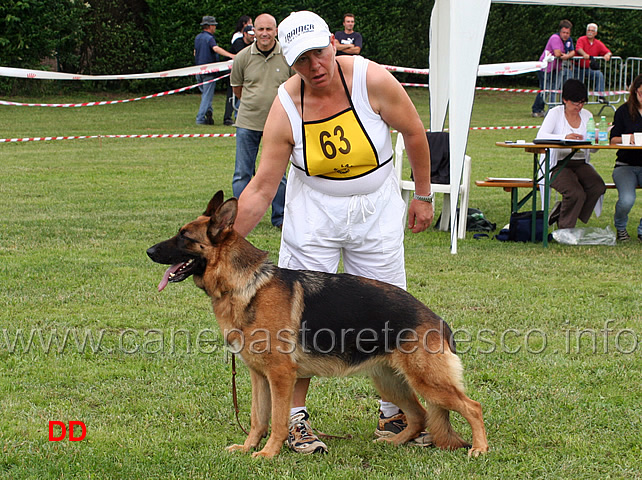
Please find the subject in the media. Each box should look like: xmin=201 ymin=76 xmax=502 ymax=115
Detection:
xmin=2 ymin=0 xmax=642 ymax=94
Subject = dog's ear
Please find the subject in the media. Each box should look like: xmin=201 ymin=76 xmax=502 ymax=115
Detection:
xmin=207 ymin=198 xmax=238 ymax=241
xmin=203 ymin=190 xmax=225 ymax=217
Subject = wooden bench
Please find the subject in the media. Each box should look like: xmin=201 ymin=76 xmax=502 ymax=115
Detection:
xmin=475 ymin=178 xmax=632 ymax=214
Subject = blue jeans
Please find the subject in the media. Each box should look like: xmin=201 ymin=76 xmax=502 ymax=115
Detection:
xmin=612 ymin=165 xmax=642 ymax=234
xmin=582 ymin=68 xmax=606 ymax=97
xmin=232 ymin=127 xmax=287 ymax=227
xmin=196 ymin=74 xmax=216 ymax=124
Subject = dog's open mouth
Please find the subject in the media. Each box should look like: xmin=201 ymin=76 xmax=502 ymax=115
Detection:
xmin=157 ymin=259 xmax=198 ymax=292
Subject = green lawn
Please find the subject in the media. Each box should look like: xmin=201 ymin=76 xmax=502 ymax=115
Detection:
xmin=1 ymin=87 xmax=641 ymax=479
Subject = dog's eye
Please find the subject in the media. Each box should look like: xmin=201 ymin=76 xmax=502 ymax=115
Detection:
xmin=179 ymin=231 xmax=197 ymax=244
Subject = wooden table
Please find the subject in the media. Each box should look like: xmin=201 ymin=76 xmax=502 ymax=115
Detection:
xmin=495 ymin=142 xmax=642 ymax=246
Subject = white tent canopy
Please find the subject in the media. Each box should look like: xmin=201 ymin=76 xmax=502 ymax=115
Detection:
xmin=434 ymin=0 xmax=642 ymax=253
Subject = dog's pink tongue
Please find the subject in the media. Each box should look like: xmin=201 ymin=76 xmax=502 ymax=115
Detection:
xmin=157 ymin=263 xmax=183 ymax=292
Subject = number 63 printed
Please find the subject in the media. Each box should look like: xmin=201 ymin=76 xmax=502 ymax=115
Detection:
xmin=319 ymin=126 xmax=351 ymax=159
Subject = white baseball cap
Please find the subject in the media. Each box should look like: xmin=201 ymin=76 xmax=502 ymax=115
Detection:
xmin=278 ymin=11 xmax=331 ymax=66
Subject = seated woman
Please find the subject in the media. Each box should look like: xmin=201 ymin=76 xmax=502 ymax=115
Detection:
xmin=609 ymin=74 xmax=642 ymax=242
xmin=536 ymin=79 xmax=606 ymax=228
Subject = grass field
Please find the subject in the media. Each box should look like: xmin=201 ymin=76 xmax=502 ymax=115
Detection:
xmin=1 ymin=86 xmax=641 ymax=479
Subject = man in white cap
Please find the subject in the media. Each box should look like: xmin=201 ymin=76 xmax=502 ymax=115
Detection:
xmin=194 ymin=15 xmax=236 ymax=125
xmin=234 ymin=10 xmax=434 ymax=454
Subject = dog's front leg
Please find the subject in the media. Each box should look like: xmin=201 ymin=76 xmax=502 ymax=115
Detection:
xmin=226 ymin=367 xmax=271 ymax=453
xmin=252 ymin=366 xmax=297 ymax=458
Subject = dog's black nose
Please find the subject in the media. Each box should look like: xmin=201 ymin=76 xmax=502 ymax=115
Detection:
xmin=146 ymin=245 xmax=158 ymax=260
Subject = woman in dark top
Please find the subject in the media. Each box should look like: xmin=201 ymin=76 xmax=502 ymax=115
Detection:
xmin=609 ymin=74 xmax=642 ymax=242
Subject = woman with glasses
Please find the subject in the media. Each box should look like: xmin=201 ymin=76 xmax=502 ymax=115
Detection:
xmin=609 ymin=74 xmax=642 ymax=242
xmin=536 ymin=79 xmax=606 ymax=228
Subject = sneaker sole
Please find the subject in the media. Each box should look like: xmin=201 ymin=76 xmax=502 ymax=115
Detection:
xmin=374 ymin=429 xmax=396 ymax=439
xmin=287 ymin=444 xmax=328 ymax=454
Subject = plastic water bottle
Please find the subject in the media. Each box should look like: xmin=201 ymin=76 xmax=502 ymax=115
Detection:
xmin=586 ymin=117 xmax=595 ymax=144
xmin=594 ymin=122 xmax=601 ymax=146
xmin=599 ymin=115 xmax=609 ymax=145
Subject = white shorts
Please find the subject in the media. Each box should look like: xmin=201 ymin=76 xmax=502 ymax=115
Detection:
xmin=278 ymin=167 xmax=407 ymax=290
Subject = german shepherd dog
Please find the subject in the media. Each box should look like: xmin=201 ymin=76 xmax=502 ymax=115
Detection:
xmin=147 ymin=191 xmax=488 ymax=458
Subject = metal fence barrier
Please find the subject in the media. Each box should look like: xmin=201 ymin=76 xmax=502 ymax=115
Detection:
xmin=542 ymin=56 xmax=623 ymax=115
xmin=624 ymin=57 xmax=642 ymax=94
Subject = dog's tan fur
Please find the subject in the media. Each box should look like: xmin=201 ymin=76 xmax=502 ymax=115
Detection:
xmin=147 ymin=191 xmax=488 ymax=458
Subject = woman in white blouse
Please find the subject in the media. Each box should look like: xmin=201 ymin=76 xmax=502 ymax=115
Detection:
xmin=536 ymin=79 xmax=606 ymax=228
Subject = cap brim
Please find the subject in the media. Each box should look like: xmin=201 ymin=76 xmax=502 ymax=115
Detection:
xmin=285 ymin=36 xmax=331 ymax=66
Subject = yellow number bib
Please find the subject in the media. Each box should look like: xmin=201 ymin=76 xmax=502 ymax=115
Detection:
xmin=301 ymin=74 xmax=380 ymax=180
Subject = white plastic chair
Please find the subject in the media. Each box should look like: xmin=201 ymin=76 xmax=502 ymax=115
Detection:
xmin=394 ymin=132 xmax=472 ymax=239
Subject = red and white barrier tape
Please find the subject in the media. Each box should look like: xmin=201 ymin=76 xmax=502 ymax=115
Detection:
xmin=384 ymin=59 xmax=549 ymax=77
xmin=0 ymin=133 xmax=237 ymax=143
xmin=1 ymin=125 xmax=547 ymax=144
xmin=0 ymin=74 xmax=229 ymax=108
xmin=399 ymin=84 xmax=629 ymax=96
xmin=2 ymin=58 xmax=546 ymax=81
xmin=382 ymin=64 xmax=430 ymax=75
xmin=470 ymin=125 xmax=540 ymax=130
xmin=0 ymin=61 xmax=232 ymax=80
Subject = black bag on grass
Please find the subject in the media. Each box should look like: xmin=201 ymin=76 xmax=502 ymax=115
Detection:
xmin=435 ymin=208 xmax=496 ymax=232
xmin=508 ymin=210 xmax=544 ymax=242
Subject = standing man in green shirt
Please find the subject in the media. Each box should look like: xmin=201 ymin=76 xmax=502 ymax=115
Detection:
xmin=231 ymin=13 xmax=293 ymax=227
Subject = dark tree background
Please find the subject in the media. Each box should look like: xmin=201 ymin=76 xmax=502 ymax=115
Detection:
xmin=1 ymin=0 xmax=641 ymax=94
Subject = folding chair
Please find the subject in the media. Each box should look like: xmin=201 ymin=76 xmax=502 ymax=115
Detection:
xmin=394 ymin=131 xmax=472 ymax=239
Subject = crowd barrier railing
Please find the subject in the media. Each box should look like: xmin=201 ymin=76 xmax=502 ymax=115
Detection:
xmin=542 ymin=56 xmax=623 ymax=114
xmin=624 ymin=57 xmax=642 ymax=94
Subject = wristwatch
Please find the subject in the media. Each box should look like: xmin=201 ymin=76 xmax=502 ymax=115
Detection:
xmin=414 ymin=192 xmax=434 ymax=204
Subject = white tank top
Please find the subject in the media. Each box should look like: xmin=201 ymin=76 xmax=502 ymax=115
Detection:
xmin=278 ymin=56 xmax=393 ymax=196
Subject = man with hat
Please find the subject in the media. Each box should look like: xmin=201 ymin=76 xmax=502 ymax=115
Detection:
xmin=194 ymin=15 xmax=236 ymax=125
xmin=223 ymin=25 xmax=256 ymax=126
xmin=234 ymin=10 xmax=434 ymax=454
xmin=232 ymin=25 xmax=256 ymax=54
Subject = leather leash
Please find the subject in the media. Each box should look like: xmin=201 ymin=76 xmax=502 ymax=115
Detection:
xmin=231 ymin=354 xmax=249 ymax=435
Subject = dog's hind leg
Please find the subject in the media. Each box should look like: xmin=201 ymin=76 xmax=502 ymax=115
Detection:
xmin=252 ymin=364 xmax=297 ymax=458
xmin=226 ymin=367 xmax=271 ymax=453
xmin=369 ymin=366 xmax=427 ymax=445
xmin=402 ymin=351 xmax=488 ymax=456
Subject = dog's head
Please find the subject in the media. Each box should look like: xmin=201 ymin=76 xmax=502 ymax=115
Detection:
xmin=146 ymin=190 xmax=237 ymax=291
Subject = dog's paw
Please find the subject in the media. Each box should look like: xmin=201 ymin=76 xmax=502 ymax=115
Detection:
xmin=225 ymin=444 xmax=250 ymax=453
xmin=251 ymin=449 xmax=278 ymax=459
xmin=373 ymin=436 xmax=394 ymax=444
xmin=468 ymin=445 xmax=489 ymax=457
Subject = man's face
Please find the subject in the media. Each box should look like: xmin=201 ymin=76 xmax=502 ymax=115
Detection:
xmin=343 ymin=16 xmax=355 ymax=33
xmin=559 ymin=27 xmax=571 ymax=41
xmin=243 ymin=31 xmax=255 ymax=44
xmin=586 ymin=26 xmax=597 ymax=40
xmin=254 ymin=16 xmax=277 ymax=50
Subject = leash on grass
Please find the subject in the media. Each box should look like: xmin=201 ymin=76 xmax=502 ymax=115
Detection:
xmin=231 ymin=354 xmax=352 ymax=440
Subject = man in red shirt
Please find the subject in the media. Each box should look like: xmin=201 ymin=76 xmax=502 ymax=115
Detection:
xmin=576 ymin=23 xmax=612 ymax=102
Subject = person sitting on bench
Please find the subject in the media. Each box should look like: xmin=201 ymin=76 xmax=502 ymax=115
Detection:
xmin=535 ymin=79 xmax=606 ymax=228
